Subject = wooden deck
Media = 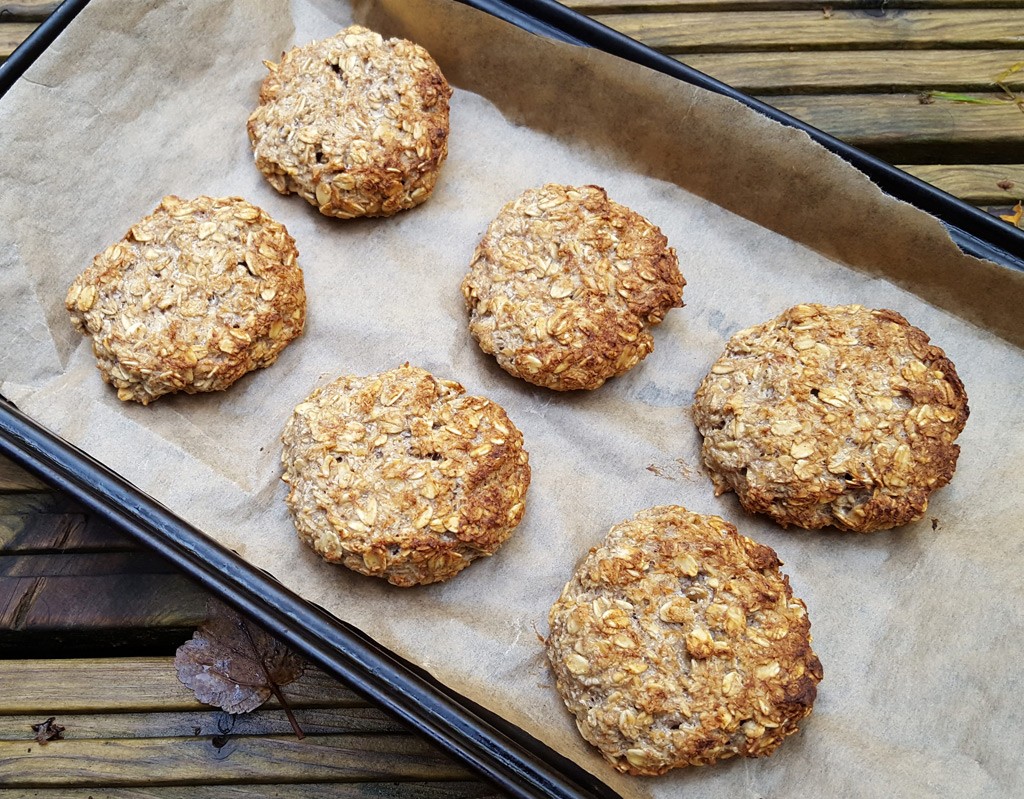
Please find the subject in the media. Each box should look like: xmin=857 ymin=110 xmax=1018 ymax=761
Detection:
xmin=0 ymin=656 xmax=489 ymax=796
xmin=1 ymin=0 xmax=1021 ymax=795
xmin=0 ymin=460 xmax=500 ymax=796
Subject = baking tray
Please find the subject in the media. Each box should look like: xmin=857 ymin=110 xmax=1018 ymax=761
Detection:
xmin=0 ymin=2 xmax=1021 ymax=798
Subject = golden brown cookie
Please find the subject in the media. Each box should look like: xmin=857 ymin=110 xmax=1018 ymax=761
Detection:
xmin=693 ymin=304 xmax=969 ymax=532
xmin=281 ymin=365 xmax=530 ymax=587
xmin=65 ymin=195 xmax=305 ymax=405
xmin=547 ymin=506 xmax=821 ymax=775
xmin=247 ymin=25 xmax=452 ymax=219
xmin=461 ymin=184 xmax=684 ymax=391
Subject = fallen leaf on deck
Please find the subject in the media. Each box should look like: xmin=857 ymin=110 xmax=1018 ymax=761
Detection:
xmin=995 ymin=61 xmax=1024 ymax=85
xmin=999 ymin=202 xmax=1023 ymax=228
xmin=991 ymin=63 xmax=1024 ymax=113
xmin=175 ymin=601 xmax=305 ymax=737
xmin=31 ymin=717 xmax=65 ymax=745
xmin=925 ymin=91 xmax=1013 ymax=106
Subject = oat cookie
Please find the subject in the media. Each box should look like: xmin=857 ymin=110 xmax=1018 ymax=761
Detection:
xmin=66 ymin=195 xmax=305 ymax=405
xmin=548 ymin=506 xmax=821 ymax=775
xmin=693 ymin=304 xmax=969 ymax=532
xmin=247 ymin=25 xmax=452 ymax=219
xmin=281 ymin=365 xmax=530 ymax=587
xmin=461 ymin=184 xmax=684 ymax=391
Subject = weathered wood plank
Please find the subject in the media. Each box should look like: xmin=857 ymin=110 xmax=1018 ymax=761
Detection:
xmin=0 ymin=1 xmax=59 ymax=19
xmin=0 ymin=657 xmax=368 ymax=713
xmin=0 ymin=456 xmax=47 ymax=492
xmin=0 ymin=21 xmax=36 ymax=58
xmin=0 ymin=572 xmax=206 ymax=631
xmin=0 ymin=733 xmax=473 ymax=786
xmin=595 ymin=10 xmax=1024 ymax=52
xmin=0 ymin=511 xmax=134 ymax=553
xmin=0 ymin=552 xmax=177 ymax=577
xmin=0 ymin=783 xmax=502 ymax=798
xmin=0 ymin=481 xmax=138 ymax=554
xmin=0 ymin=492 xmax=71 ymax=517
xmin=679 ymin=49 xmax=1024 ymax=94
xmin=0 ymin=706 xmax=406 ymax=739
xmin=0 ymin=496 xmax=204 ymax=643
xmin=765 ymin=93 xmax=1024 ymax=161
xmin=898 ymin=163 xmax=1024 ymax=203
xmin=569 ymin=0 xmax=1024 ymax=10
xmin=0 ymin=572 xmax=36 ymax=635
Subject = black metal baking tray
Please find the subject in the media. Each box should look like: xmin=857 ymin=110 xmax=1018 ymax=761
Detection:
xmin=1 ymin=1 xmax=1021 ymax=798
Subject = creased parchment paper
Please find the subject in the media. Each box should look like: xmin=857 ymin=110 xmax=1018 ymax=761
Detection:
xmin=2 ymin=1 xmax=1023 ymax=796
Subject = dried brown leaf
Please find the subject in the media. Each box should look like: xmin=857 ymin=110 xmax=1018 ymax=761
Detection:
xmin=32 ymin=717 xmax=65 ymax=745
xmin=175 ymin=601 xmax=305 ymax=723
xmin=1000 ymin=201 xmax=1024 ymax=228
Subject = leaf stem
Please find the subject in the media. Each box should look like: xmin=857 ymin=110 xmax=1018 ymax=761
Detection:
xmin=239 ymin=618 xmax=306 ymax=740
xmin=267 ymin=678 xmax=305 ymax=740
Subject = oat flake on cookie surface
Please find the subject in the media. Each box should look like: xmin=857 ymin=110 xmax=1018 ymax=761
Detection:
xmin=247 ymin=25 xmax=452 ymax=219
xmin=547 ymin=505 xmax=821 ymax=775
xmin=65 ymin=195 xmax=305 ymax=405
xmin=462 ymin=184 xmax=685 ymax=391
xmin=280 ymin=365 xmax=530 ymax=587
xmin=693 ymin=304 xmax=969 ymax=532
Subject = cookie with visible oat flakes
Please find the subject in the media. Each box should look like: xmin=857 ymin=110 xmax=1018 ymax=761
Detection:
xmin=547 ymin=506 xmax=821 ymax=775
xmin=461 ymin=184 xmax=684 ymax=391
xmin=65 ymin=195 xmax=305 ymax=405
xmin=693 ymin=304 xmax=969 ymax=532
xmin=280 ymin=365 xmax=530 ymax=587
xmin=247 ymin=25 xmax=452 ymax=219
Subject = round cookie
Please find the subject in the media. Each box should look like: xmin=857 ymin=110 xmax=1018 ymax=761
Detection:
xmin=547 ymin=506 xmax=821 ymax=775
xmin=247 ymin=25 xmax=452 ymax=219
xmin=693 ymin=304 xmax=969 ymax=532
xmin=461 ymin=184 xmax=684 ymax=391
xmin=65 ymin=195 xmax=305 ymax=405
xmin=280 ymin=365 xmax=530 ymax=587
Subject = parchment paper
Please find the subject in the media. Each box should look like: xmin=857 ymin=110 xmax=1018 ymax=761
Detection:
xmin=2 ymin=1 xmax=1023 ymax=796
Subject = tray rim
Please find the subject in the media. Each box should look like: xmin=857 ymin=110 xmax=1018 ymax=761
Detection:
xmin=1 ymin=0 xmax=1020 ymax=797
